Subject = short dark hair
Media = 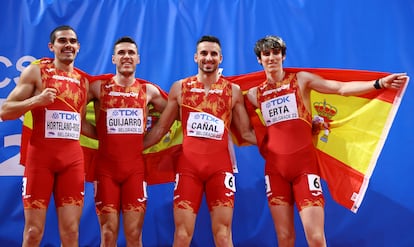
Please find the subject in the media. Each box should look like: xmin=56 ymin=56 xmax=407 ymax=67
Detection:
xmin=254 ymin=35 xmax=287 ymax=58
xmin=49 ymin=25 xmax=77 ymax=43
xmin=196 ymin=35 xmax=221 ymax=49
xmin=113 ymin=36 xmax=138 ymax=54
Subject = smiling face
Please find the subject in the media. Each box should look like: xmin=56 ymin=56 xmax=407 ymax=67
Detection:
xmin=112 ymin=42 xmax=140 ymax=77
xmin=258 ymin=48 xmax=285 ymax=73
xmin=254 ymin=35 xmax=287 ymax=73
xmin=48 ymin=29 xmax=80 ymax=65
xmin=194 ymin=41 xmax=222 ymax=75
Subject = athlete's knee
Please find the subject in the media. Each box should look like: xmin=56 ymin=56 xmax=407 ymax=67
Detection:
xmin=100 ymin=225 xmax=118 ymax=245
xmin=124 ymin=227 xmax=142 ymax=246
xmin=213 ymin=232 xmax=232 ymax=247
xmin=173 ymin=228 xmax=193 ymax=247
xmin=212 ymin=225 xmax=233 ymax=247
xmin=124 ymin=226 xmax=140 ymax=238
xmin=276 ymin=229 xmax=296 ymax=247
xmin=59 ymin=227 xmax=79 ymax=245
xmin=23 ymin=225 xmax=44 ymax=246
xmin=306 ymin=232 xmax=326 ymax=247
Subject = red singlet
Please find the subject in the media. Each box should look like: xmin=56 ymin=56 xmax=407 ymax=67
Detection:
xmin=256 ymin=72 xmax=324 ymax=211
xmin=23 ymin=58 xmax=87 ymax=209
xmin=175 ymin=76 xmax=236 ymax=213
xmin=94 ymin=78 xmax=148 ymax=214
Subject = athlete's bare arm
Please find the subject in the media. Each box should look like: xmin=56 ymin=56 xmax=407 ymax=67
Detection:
xmin=146 ymin=83 xmax=167 ymax=113
xmin=232 ymin=84 xmax=257 ymax=145
xmin=246 ymin=86 xmax=259 ymax=108
xmin=81 ymin=79 xmax=100 ymax=139
xmin=298 ymin=71 xmax=408 ymax=97
xmin=143 ymin=81 xmax=181 ymax=149
xmin=0 ymin=64 xmax=57 ymax=120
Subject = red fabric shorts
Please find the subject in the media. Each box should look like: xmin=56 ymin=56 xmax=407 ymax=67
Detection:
xmin=94 ymin=158 xmax=147 ymax=214
xmin=174 ymin=149 xmax=235 ymax=213
xmin=265 ymin=144 xmax=324 ymax=211
xmin=23 ymin=143 xmax=84 ymax=209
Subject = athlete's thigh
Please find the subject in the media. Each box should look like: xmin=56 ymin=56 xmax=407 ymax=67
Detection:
xmin=54 ymin=159 xmax=84 ymax=207
xmin=99 ymin=211 xmax=120 ymax=234
xmin=57 ymin=204 xmax=83 ymax=229
xmin=23 ymin=208 xmax=48 ymax=230
xmin=95 ymin=175 xmax=121 ymax=214
xmin=265 ymin=172 xmax=293 ymax=206
xmin=210 ymin=205 xmax=233 ymax=230
xmin=173 ymin=207 xmax=197 ymax=237
xmin=174 ymin=172 xmax=204 ymax=214
xmin=123 ymin=210 xmax=145 ymax=236
xmin=205 ymin=170 xmax=235 ymax=211
xmin=23 ymin=165 xmax=54 ymax=209
xmin=268 ymin=204 xmax=295 ymax=234
xmin=298 ymin=205 xmax=325 ymax=237
xmin=121 ymin=172 xmax=147 ymax=213
xmin=292 ymin=173 xmax=324 ymax=211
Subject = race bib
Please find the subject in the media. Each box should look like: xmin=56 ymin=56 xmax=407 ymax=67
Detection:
xmin=224 ymin=172 xmax=236 ymax=192
xmin=45 ymin=109 xmax=80 ymax=140
xmin=307 ymin=174 xmax=323 ymax=197
xmin=106 ymin=108 xmax=144 ymax=134
xmin=261 ymin=93 xmax=299 ymax=126
xmin=186 ymin=112 xmax=225 ymax=140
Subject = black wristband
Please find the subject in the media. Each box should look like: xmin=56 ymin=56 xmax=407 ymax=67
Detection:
xmin=374 ymin=79 xmax=382 ymax=89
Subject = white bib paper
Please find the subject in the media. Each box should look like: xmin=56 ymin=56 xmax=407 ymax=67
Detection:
xmin=106 ymin=108 xmax=144 ymax=134
xmin=260 ymin=93 xmax=299 ymax=126
xmin=186 ymin=112 xmax=225 ymax=140
xmin=44 ymin=109 xmax=81 ymax=140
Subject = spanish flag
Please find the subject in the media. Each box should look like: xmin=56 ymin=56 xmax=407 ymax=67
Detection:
xmin=226 ymin=68 xmax=409 ymax=212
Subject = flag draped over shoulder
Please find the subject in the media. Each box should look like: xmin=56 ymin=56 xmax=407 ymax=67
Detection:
xmin=225 ymin=68 xmax=408 ymax=212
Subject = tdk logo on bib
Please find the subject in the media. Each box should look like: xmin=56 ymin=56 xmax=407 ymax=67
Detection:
xmin=52 ymin=112 xmax=79 ymax=121
xmin=106 ymin=108 xmax=144 ymax=134
xmin=194 ymin=113 xmax=220 ymax=123
xmin=265 ymin=95 xmax=291 ymax=108
xmin=111 ymin=109 xmax=139 ymax=117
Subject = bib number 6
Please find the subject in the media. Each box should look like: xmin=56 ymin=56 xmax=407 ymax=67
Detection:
xmin=224 ymin=172 xmax=236 ymax=192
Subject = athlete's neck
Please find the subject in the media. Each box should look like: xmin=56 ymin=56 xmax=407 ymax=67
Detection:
xmin=197 ymin=71 xmax=220 ymax=87
xmin=53 ymin=60 xmax=74 ymax=73
xmin=266 ymin=69 xmax=285 ymax=84
xmin=113 ymin=74 xmax=135 ymax=87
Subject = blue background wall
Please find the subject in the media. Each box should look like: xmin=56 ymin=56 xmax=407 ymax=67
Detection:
xmin=0 ymin=1 xmax=413 ymax=246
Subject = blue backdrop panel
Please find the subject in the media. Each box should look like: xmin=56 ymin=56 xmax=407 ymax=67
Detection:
xmin=1 ymin=1 xmax=413 ymax=246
